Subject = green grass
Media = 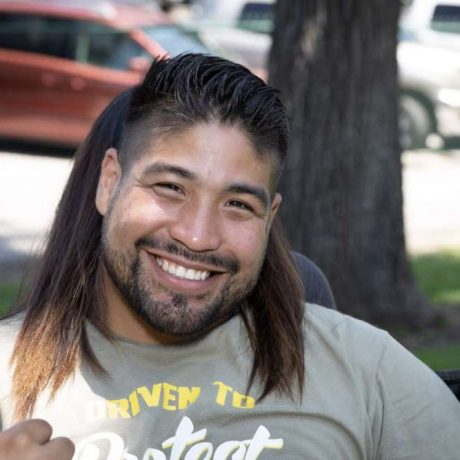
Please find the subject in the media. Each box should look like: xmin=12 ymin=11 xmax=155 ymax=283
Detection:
xmin=0 ymin=281 xmax=21 ymax=316
xmin=414 ymin=344 xmax=460 ymax=370
xmin=411 ymin=250 xmax=460 ymax=306
xmin=407 ymin=250 xmax=460 ymax=370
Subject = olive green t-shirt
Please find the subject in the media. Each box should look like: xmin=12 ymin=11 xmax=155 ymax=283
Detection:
xmin=1 ymin=304 xmax=459 ymax=459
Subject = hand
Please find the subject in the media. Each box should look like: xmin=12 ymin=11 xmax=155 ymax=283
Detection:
xmin=0 ymin=419 xmax=75 ymax=460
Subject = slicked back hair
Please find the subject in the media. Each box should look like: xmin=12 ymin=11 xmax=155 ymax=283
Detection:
xmin=7 ymin=54 xmax=304 ymax=420
xmin=119 ymin=54 xmax=289 ymax=192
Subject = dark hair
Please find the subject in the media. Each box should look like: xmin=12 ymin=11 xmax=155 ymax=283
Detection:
xmin=120 ymin=54 xmax=290 ymax=192
xmin=9 ymin=89 xmax=132 ymax=419
xmin=9 ymin=54 xmax=304 ymax=420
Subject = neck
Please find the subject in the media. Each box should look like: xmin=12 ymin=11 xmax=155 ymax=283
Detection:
xmin=100 ymin=265 xmax=182 ymax=345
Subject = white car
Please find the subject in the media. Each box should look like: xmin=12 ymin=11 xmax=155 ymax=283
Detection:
xmin=399 ymin=0 xmax=460 ymax=149
xmin=190 ymin=0 xmax=274 ymax=33
xmin=184 ymin=0 xmax=273 ymax=72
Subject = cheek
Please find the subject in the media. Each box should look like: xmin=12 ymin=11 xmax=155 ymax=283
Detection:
xmin=107 ymin=198 xmax=173 ymax=245
xmin=226 ymin=224 xmax=267 ymax=271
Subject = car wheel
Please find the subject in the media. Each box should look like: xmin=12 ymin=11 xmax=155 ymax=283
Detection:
xmin=399 ymin=94 xmax=434 ymax=150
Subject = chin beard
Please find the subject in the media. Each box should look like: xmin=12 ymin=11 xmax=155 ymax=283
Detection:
xmin=102 ymin=247 xmax=259 ymax=339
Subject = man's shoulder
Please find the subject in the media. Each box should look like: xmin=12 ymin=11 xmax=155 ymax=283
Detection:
xmin=304 ymin=302 xmax=389 ymax=344
xmin=303 ymin=303 xmax=391 ymax=375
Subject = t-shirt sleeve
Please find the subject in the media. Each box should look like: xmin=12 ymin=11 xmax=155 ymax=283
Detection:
xmin=0 ymin=317 xmax=22 ymax=432
xmin=373 ymin=334 xmax=460 ymax=459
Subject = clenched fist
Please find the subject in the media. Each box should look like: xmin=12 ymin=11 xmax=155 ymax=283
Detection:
xmin=0 ymin=419 xmax=74 ymax=460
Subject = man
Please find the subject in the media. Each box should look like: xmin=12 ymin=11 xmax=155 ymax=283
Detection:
xmin=1 ymin=54 xmax=459 ymax=459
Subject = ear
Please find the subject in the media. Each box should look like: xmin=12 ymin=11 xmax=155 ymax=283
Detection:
xmin=267 ymin=193 xmax=282 ymax=231
xmin=95 ymin=148 xmax=121 ymax=216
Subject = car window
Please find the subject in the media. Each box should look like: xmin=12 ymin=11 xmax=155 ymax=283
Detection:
xmin=0 ymin=13 xmax=77 ymax=59
xmin=75 ymin=21 xmax=145 ymax=70
xmin=142 ymin=25 xmax=209 ymax=56
xmin=238 ymin=2 xmax=274 ymax=34
xmin=431 ymin=4 xmax=460 ymax=34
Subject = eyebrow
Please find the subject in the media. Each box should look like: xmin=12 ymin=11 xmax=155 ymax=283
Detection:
xmin=225 ymin=183 xmax=270 ymax=210
xmin=140 ymin=162 xmax=197 ymax=180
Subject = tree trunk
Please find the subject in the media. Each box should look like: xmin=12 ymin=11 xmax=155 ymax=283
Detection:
xmin=269 ymin=0 xmax=434 ymax=328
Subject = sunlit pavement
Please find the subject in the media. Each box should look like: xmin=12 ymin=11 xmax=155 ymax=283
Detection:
xmin=403 ymin=150 xmax=460 ymax=254
xmin=0 ymin=152 xmax=72 ymax=265
xmin=0 ymin=149 xmax=459 ymax=269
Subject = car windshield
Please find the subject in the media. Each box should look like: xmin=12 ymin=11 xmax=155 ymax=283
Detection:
xmin=142 ymin=25 xmax=210 ymax=55
xmin=238 ymin=2 xmax=274 ymax=34
xmin=431 ymin=5 xmax=460 ymax=34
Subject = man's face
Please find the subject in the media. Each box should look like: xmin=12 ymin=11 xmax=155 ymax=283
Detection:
xmin=96 ymin=122 xmax=281 ymax=343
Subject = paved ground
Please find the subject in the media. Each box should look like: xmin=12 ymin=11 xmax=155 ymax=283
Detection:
xmin=0 ymin=152 xmax=72 ymax=268
xmin=0 ymin=148 xmax=459 ymax=277
xmin=402 ymin=149 xmax=460 ymax=253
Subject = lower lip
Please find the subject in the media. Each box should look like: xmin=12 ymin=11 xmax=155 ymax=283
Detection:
xmin=144 ymin=252 xmax=223 ymax=295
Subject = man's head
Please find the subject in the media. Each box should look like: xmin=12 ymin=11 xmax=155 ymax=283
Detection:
xmin=120 ymin=53 xmax=289 ymax=194
xmin=12 ymin=56 xmax=304 ymax=420
xmin=94 ymin=54 xmax=289 ymax=343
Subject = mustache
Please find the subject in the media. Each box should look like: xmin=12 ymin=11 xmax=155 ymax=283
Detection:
xmin=135 ymin=236 xmax=239 ymax=274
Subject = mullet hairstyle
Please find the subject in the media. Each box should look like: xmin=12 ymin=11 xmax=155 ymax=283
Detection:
xmin=9 ymin=54 xmax=305 ymax=420
xmin=9 ymin=90 xmax=132 ymax=420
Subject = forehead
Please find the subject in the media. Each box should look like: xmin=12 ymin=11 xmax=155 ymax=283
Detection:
xmin=124 ymin=122 xmax=278 ymax=192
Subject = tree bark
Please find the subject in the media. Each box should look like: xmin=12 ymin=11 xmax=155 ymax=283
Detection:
xmin=269 ymin=0 xmax=434 ymax=328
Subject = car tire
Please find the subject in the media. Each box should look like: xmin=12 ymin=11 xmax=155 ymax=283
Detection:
xmin=399 ymin=94 xmax=434 ymax=150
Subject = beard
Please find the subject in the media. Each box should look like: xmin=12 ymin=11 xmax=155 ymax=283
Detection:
xmin=100 ymin=229 xmax=263 ymax=339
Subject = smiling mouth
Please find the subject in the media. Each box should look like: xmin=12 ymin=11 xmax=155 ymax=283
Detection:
xmin=155 ymin=256 xmax=211 ymax=281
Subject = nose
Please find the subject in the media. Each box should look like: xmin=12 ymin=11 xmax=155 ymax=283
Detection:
xmin=169 ymin=201 xmax=222 ymax=252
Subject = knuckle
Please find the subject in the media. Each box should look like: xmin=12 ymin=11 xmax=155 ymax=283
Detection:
xmin=32 ymin=419 xmax=52 ymax=431
xmin=10 ymin=431 xmax=32 ymax=449
xmin=58 ymin=437 xmax=75 ymax=453
xmin=0 ymin=431 xmax=32 ymax=455
xmin=34 ymin=455 xmax=48 ymax=460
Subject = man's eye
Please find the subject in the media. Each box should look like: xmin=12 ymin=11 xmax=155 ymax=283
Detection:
xmin=227 ymin=200 xmax=254 ymax=212
xmin=158 ymin=183 xmax=180 ymax=191
xmin=154 ymin=183 xmax=184 ymax=195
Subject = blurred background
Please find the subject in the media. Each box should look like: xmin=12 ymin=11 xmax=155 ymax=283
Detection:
xmin=0 ymin=0 xmax=459 ymax=369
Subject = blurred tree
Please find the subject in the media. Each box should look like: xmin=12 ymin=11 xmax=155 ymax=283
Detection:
xmin=269 ymin=0 xmax=434 ymax=328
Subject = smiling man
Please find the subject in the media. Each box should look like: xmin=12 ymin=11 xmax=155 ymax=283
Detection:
xmin=97 ymin=122 xmax=280 ymax=343
xmin=0 ymin=54 xmax=459 ymax=459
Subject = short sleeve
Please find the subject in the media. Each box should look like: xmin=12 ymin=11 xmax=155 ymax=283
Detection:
xmin=0 ymin=317 xmax=22 ymax=431
xmin=374 ymin=334 xmax=460 ymax=459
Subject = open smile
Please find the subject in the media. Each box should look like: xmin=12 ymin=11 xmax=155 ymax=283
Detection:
xmin=141 ymin=248 xmax=229 ymax=295
xmin=155 ymin=256 xmax=211 ymax=281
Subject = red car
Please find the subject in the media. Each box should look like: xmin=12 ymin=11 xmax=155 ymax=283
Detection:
xmin=0 ymin=0 xmax=208 ymax=146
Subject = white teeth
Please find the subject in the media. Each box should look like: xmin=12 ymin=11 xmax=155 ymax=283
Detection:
xmin=155 ymin=257 xmax=211 ymax=281
xmin=185 ymin=269 xmax=195 ymax=279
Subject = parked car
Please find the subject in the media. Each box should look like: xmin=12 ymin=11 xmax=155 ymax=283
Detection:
xmin=179 ymin=0 xmax=273 ymax=73
xmin=158 ymin=0 xmax=192 ymax=13
xmin=190 ymin=0 xmax=274 ymax=34
xmin=398 ymin=0 xmax=460 ymax=149
xmin=0 ymin=0 xmax=209 ymax=146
